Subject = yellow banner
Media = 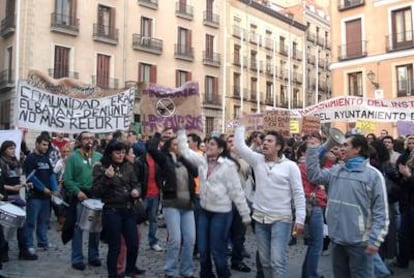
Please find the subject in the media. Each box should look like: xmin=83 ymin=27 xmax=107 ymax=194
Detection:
xmin=355 ymin=120 xmax=376 ymax=134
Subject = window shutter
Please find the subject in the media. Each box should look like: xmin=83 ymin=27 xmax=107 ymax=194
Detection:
xmin=138 ymin=63 xmax=142 ymax=82
xmin=186 ymin=71 xmax=192 ymax=81
xmin=150 ymin=65 xmax=157 ymax=83
xmin=214 ymin=77 xmax=218 ymax=99
xmin=71 ymin=0 xmax=77 ymax=24
xmin=110 ymin=8 xmax=116 ymax=34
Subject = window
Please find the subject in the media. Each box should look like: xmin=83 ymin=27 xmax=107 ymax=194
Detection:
xmin=205 ymin=76 xmax=218 ymax=104
xmin=176 ymin=70 xmax=191 ymax=87
xmin=279 ymin=36 xmax=286 ymax=55
xmin=280 ymin=85 xmax=287 ymax=106
xmin=97 ymin=5 xmax=115 ymax=36
xmin=138 ymin=63 xmax=157 ymax=83
xmin=266 ymin=82 xmax=273 ymax=103
xmin=140 ymin=17 xmax=152 ymax=37
xmin=344 ymin=19 xmax=362 ymax=59
xmin=205 ymin=116 xmax=214 ymax=137
xmin=0 ymin=100 xmax=11 ymax=128
xmin=233 ymin=73 xmax=240 ymax=96
xmin=233 ymin=105 xmax=240 ymax=119
xmin=293 ymin=88 xmax=300 ymax=108
xmin=250 ymin=78 xmax=257 ymax=100
xmin=6 ymin=46 xmax=12 ymax=82
xmin=397 ymin=64 xmax=413 ymax=97
xmin=205 ymin=34 xmax=214 ymax=57
xmin=348 ymin=72 xmax=362 ymax=96
xmin=54 ymin=46 xmax=70 ymax=78
xmin=250 ymin=50 xmax=257 ymax=70
xmin=391 ymin=7 xmax=413 ymax=49
xmin=96 ymin=54 xmax=110 ymax=88
xmin=177 ymin=27 xmax=192 ymax=54
xmin=5 ymin=0 xmax=15 ymax=16
xmin=55 ymin=0 xmax=76 ymax=24
xmin=233 ymin=44 xmax=240 ymax=65
xmin=206 ymin=0 xmax=214 ymax=18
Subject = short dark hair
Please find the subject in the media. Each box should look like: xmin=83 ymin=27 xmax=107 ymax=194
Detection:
xmin=187 ymin=133 xmax=201 ymax=147
xmin=0 ymin=140 xmax=16 ymax=155
xmin=101 ymin=139 xmax=127 ymax=167
xmin=36 ymin=134 xmax=51 ymax=144
xmin=381 ymin=135 xmax=394 ymax=143
xmin=266 ymin=130 xmax=285 ymax=157
xmin=349 ymin=134 xmax=369 ymax=158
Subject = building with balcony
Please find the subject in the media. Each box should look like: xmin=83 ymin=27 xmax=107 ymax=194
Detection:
xmin=329 ymin=0 xmax=414 ymax=135
xmin=225 ymin=0 xmax=307 ymax=130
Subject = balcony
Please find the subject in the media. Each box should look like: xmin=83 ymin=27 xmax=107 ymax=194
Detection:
xmin=265 ymin=63 xmax=274 ymax=76
xmin=138 ymin=0 xmax=158 ymax=10
xmin=203 ymin=51 xmax=221 ymax=68
xmin=0 ymin=69 xmax=14 ymax=92
xmin=175 ymin=44 xmax=194 ymax=61
xmin=93 ymin=24 xmax=119 ymax=45
xmin=203 ymin=94 xmax=221 ymax=106
xmin=0 ymin=15 xmax=15 ymax=38
xmin=308 ymin=54 xmax=315 ymax=64
xmin=250 ymin=60 xmax=258 ymax=71
xmin=386 ymin=31 xmax=414 ymax=52
xmin=92 ymin=76 xmax=119 ymax=89
xmin=306 ymin=31 xmax=315 ymax=43
xmin=250 ymin=32 xmax=260 ymax=45
xmin=50 ymin=13 xmax=79 ymax=36
xmin=132 ymin=34 xmax=163 ymax=55
xmin=47 ymin=68 xmax=79 ymax=79
xmin=176 ymin=2 xmax=193 ymax=21
xmin=232 ymin=25 xmax=248 ymax=40
xmin=203 ymin=11 xmax=219 ymax=28
xmin=293 ymin=73 xmax=302 ymax=84
xmin=233 ymin=86 xmax=240 ymax=98
xmin=318 ymin=58 xmax=325 ymax=68
xmin=264 ymin=37 xmax=273 ymax=50
xmin=397 ymin=80 xmax=414 ymax=97
xmin=338 ymin=0 xmax=365 ymax=11
xmin=293 ymin=50 xmax=302 ymax=61
xmin=279 ymin=45 xmax=288 ymax=56
xmin=338 ymin=40 xmax=367 ymax=60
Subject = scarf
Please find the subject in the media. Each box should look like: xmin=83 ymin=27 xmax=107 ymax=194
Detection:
xmin=345 ymin=156 xmax=365 ymax=170
xmin=0 ymin=155 xmax=21 ymax=171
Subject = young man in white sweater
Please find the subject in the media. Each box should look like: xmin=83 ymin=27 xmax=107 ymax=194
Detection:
xmin=234 ymin=123 xmax=306 ymax=278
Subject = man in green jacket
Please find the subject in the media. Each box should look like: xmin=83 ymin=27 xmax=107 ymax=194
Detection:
xmin=63 ymin=131 xmax=102 ymax=271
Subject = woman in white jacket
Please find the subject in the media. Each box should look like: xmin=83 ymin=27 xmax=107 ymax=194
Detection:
xmin=177 ymin=129 xmax=251 ymax=278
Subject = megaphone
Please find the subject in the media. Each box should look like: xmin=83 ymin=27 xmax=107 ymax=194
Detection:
xmin=322 ymin=127 xmax=345 ymax=150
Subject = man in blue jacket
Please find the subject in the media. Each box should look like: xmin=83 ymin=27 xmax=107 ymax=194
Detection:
xmin=23 ymin=134 xmax=59 ymax=259
xmin=306 ymin=134 xmax=388 ymax=278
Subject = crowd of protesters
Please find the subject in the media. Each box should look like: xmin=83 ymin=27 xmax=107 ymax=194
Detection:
xmin=0 ymin=124 xmax=412 ymax=278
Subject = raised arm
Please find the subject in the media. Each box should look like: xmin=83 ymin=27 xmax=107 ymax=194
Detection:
xmin=177 ymin=129 xmax=205 ymax=167
xmin=234 ymin=126 xmax=262 ymax=166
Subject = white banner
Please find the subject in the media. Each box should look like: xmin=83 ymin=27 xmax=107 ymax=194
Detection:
xmin=16 ymin=81 xmax=135 ymax=133
xmin=296 ymin=96 xmax=414 ymax=123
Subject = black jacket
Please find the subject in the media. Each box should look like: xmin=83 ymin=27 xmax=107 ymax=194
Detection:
xmin=134 ymin=150 xmax=163 ymax=199
xmin=146 ymin=133 xmax=198 ymax=202
xmin=396 ymin=150 xmax=414 ymax=208
xmin=91 ymin=161 xmax=139 ymax=208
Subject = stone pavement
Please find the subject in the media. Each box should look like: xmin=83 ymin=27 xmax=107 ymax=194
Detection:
xmin=2 ymin=217 xmax=414 ymax=278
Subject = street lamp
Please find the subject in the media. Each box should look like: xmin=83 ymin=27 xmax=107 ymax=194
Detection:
xmin=367 ymin=70 xmax=379 ymax=89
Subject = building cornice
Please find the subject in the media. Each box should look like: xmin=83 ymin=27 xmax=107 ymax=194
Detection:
xmin=238 ymin=0 xmax=308 ymax=31
xmin=330 ymin=49 xmax=414 ymax=70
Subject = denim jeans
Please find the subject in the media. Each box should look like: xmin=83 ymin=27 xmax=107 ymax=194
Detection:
xmin=144 ymin=195 xmax=160 ymax=247
xmin=230 ymin=203 xmax=247 ymax=266
xmin=255 ymin=220 xmax=291 ymax=278
xmin=102 ymin=207 xmax=138 ymax=277
xmin=71 ymin=202 xmax=100 ymax=264
xmin=332 ymin=242 xmax=374 ymax=278
xmin=198 ymin=208 xmax=232 ymax=278
xmin=302 ymin=206 xmax=324 ymax=278
xmin=24 ymin=198 xmax=51 ymax=248
xmin=163 ymin=207 xmax=195 ymax=276
xmin=373 ymin=253 xmax=391 ymax=278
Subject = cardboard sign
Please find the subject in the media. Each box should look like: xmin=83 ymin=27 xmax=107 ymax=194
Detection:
xmin=245 ymin=113 xmax=264 ymax=132
xmin=355 ymin=120 xmax=376 ymax=134
xmin=397 ymin=121 xmax=414 ymax=136
xmin=263 ymin=110 xmax=290 ymax=137
xmin=301 ymin=116 xmax=321 ymax=135
xmin=140 ymin=82 xmax=203 ymax=136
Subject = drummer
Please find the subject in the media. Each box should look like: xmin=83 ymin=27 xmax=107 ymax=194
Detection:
xmin=22 ymin=134 xmax=59 ymax=259
xmin=63 ymin=131 xmax=102 ymax=271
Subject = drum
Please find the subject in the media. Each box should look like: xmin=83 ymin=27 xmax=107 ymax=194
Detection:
xmin=0 ymin=202 xmax=26 ymax=228
xmin=78 ymin=199 xmax=103 ymax=232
